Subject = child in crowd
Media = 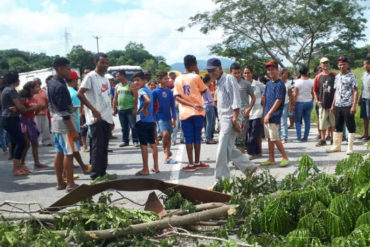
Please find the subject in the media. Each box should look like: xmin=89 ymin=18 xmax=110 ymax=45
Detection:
xmin=152 ymin=71 xmax=177 ymax=164
xmin=148 ymin=80 xmax=157 ymax=91
xmin=19 ymin=81 xmax=48 ymax=172
xmin=202 ymin=74 xmax=217 ymax=144
xmin=133 ymin=71 xmax=159 ymax=175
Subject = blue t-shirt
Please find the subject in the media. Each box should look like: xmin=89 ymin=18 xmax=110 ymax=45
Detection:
xmin=137 ymin=87 xmax=154 ymax=123
xmin=152 ymin=87 xmax=176 ymax=121
xmin=68 ymin=87 xmax=81 ymax=133
xmin=263 ymin=79 xmax=286 ymax=124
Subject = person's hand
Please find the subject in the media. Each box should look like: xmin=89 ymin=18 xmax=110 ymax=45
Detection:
xmin=132 ymin=109 xmax=137 ymax=117
xmin=330 ymin=106 xmax=334 ymax=114
xmin=193 ymin=104 xmax=203 ymax=112
xmin=264 ymin=114 xmax=270 ymax=124
xmin=140 ymin=108 xmax=149 ymax=117
xmin=350 ymin=106 xmax=356 ymax=115
xmin=317 ymin=101 xmax=322 ymax=107
xmin=172 ymin=118 xmax=176 ymax=128
xmin=8 ymin=106 xmax=17 ymax=112
xmin=243 ymin=108 xmax=251 ymax=118
xmin=113 ymin=109 xmax=117 ymax=116
xmin=71 ymin=130 xmax=80 ymax=141
xmin=232 ymin=118 xmax=241 ymax=133
xmin=92 ymin=109 xmax=102 ymax=121
xmin=111 ymin=123 xmax=115 ymax=131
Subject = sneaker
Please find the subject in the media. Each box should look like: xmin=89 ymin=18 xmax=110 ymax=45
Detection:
xmin=119 ymin=143 xmax=129 ymax=147
xmin=260 ymin=160 xmax=275 ymax=166
xmin=134 ymin=142 xmax=140 ymax=147
xmin=182 ymin=165 xmax=196 ymax=172
xmin=315 ymin=140 xmax=326 ymax=147
xmin=194 ymin=162 xmax=210 ymax=169
xmin=165 ymin=159 xmax=177 ymax=164
xmin=279 ymin=159 xmax=290 ymax=167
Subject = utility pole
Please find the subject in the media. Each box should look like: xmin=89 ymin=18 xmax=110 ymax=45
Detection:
xmin=64 ymin=28 xmax=71 ymax=55
xmin=93 ymin=35 xmax=101 ymax=53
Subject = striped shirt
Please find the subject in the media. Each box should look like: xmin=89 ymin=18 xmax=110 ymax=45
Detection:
xmin=216 ymin=72 xmax=241 ymax=119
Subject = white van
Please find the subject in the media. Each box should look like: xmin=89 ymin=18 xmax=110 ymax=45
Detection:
xmin=107 ymin=65 xmax=143 ymax=82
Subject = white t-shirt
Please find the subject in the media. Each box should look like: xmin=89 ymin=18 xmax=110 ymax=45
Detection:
xmin=284 ymin=80 xmax=293 ymax=104
xmin=80 ymin=71 xmax=113 ymax=125
xmin=249 ymin=80 xmax=265 ymax=120
xmin=362 ymin=71 xmax=370 ymax=99
xmin=294 ymin=79 xmax=314 ymax=102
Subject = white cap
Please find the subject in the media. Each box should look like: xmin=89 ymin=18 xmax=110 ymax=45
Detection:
xmin=105 ymin=73 xmax=114 ymax=80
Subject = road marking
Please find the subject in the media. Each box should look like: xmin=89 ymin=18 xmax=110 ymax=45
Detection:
xmin=168 ymin=144 xmax=185 ymax=184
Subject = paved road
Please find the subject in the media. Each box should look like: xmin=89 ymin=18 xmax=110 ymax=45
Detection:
xmin=0 ymin=116 xmax=369 ymax=209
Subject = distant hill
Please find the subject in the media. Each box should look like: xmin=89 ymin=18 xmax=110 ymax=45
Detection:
xmin=170 ymin=57 xmax=234 ymax=72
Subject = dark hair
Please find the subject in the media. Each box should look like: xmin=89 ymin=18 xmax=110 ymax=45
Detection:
xmin=53 ymin=57 xmax=70 ymax=68
xmin=299 ymin=66 xmax=309 ymax=76
xmin=156 ymin=71 xmax=167 ymax=80
xmin=184 ymin=55 xmax=197 ymax=69
xmin=133 ymin=71 xmax=145 ymax=80
xmin=258 ymin=75 xmax=268 ymax=84
xmin=23 ymin=81 xmax=38 ymax=98
xmin=46 ymin=75 xmax=53 ymax=83
xmin=243 ymin=66 xmax=254 ymax=73
xmin=365 ymin=56 xmax=370 ymax=64
xmin=169 ymin=72 xmax=176 ymax=76
xmin=33 ymin=78 xmax=42 ymax=86
xmin=18 ymin=89 xmax=30 ymax=99
xmin=314 ymin=65 xmax=322 ymax=74
xmin=279 ymin=68 xmax=290 ymax=77
xmin=203 ymin=74 xmax=211 ymax=83
xmin=116 ymin=70 xmax=126 ymax=77
xmin=94 ymin=52 xmax=108 ymax=62
xmin=4 ymin=71 xmax=19 ymax=85
xmin=230 ymin=62 xmax=241 ymax=72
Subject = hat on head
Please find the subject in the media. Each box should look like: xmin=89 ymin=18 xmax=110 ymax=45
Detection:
xmin=105 ymin=73 xmax=114 ymax=80
xmin=206 ymin=58 xmax=222 ymax=70
xmin=69 ymin=70 xmax=79 ymax=80
xmin=320 ymin=57 xmax=329 ymax=63
xmin=337 ymin=56 xmax=349 ymax=64
xmin=264 ymin=60 xmax=278 ymax=68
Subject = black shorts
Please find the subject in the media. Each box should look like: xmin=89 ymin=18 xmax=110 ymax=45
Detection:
xmin=135 ymin=121 xmax=155 ymax=145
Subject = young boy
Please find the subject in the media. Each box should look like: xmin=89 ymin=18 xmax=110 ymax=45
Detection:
xmin=133 ymin=71 xmax=159 ymax=175
xmin=261 ymin=60 xmax=289 ymax=167
xmin=152 ymin=71 xmax=177 ymax=164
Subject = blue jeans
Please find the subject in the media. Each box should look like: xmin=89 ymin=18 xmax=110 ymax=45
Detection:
xmin=205 ymin=105 xmax=216 ymax=142
xmin=279 ymin=103 xmax=289 ymax=140
xmin=0 ymin=126 xmax=8 ymax=152
xmin=172 ymin=106 xmax=184 ymax=143
xmin=118 ymin=109 xmax=138 ymax=143
xmin=295 ymin=101 xmax=313 ymax=140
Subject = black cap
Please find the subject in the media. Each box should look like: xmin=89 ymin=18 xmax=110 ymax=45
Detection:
xmin=337 ymin=56 xmax=349 ymax=64
xmin=206 ymin=58 xmax=222 ymax=70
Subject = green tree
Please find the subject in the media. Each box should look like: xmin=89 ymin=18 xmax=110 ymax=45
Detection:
xmin=184 ymin=0 xmax=366 ymax=74
xmin=67 ymin=45 xmax=95 ymax=73
xmin=7 ymin=57 xmax=30 ymax=72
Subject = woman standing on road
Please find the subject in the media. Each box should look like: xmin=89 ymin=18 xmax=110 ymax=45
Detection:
xmin=292 ymin=66 xmax=314 ymax=142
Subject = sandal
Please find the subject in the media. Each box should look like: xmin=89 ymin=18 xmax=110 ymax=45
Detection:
xmin=56 ymin=182 xmax=67 ymax=190
xmin=135 ymin=171 xmax=150 ymax=176
xmin=20 ymin=166 xmax=32 ymax=174
xmin=83 ymin=164 xmax=92 ymax=174
xmin=151 ymin=168 xmax=160 ymax=173
xmin=66 ymin=184 xmax=79 ymax=193
xmin=34 ymin=163 xmax=49 ymax=169
xmin=13 ymin=168 xmax=28 ymax=176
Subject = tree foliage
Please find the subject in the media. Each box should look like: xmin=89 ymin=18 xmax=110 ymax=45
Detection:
xmin=184 ymin=0 xmax=367 ymax=73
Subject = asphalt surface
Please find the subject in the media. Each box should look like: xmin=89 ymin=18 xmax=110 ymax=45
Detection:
xmin=0 ymin=116 xmax=369 ymax=210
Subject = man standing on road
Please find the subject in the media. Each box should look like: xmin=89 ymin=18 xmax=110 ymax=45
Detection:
xmin=33 ymin=78 xmax=52 ymax=146
xmin=207 ymin=58 xmax=257 ymax=181
xmin=358 ymin=57 xmax=370 ymax=141
xmin=78 ymin=53 xmax=114 ymax=180
xmin=47 ymin=58 xmax=78 ymax=192
xmin=327 ymin=56 xmax=358 ymax=155
xmin=112 ymin=70 xmax=139 ymax=147
xmin=313 ymin=57 xmax=337 ymax=147
xmin=174 ymin=55 xmax=209 ymax=171
xmin=230 ymin=63 xmax=256 ymax=153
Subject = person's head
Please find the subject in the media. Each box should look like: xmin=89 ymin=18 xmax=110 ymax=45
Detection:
xmin=337 ymin=56 xmax=350 ymax=74
xmin=320 ymin=57 xmax=330 ymax=71
xmin=206 ymin=58 xmax=223 ymax=80
xmin=94 ymin=52 xmax=109 ymax=74
xmin=83 ymin=68 xmax=91 ymax=75
xmin=148 ymin=79 xmax=157 ymax=91
xmin=299 ymin=66 xmax=309 ymax=77
xmin=169 ymin=72 xmax=176 ymax=80
xmin=184 ymin=55 xmax=198 ymax=72
xmin=265 ymin=60 xmax=279 ymax=80
xmin=156 ymin=71 xmax=169 ymax=87
xmin=133 ymin=71 xmax=146 ymax=88
xmin=144 ymin=71 xmax=152 ymax=81
xmin=66 ymin=70 xmax=79 ymax=89
xmin=115 ymin=70 xmax=127 ymax=83
xmin=53 ymin=57 xmax=71 ymax=79
xmin=23 ymin=80 xmax=40 ymax=97
xmin=4 ymin=71 xmax=20 ymax=87
xmin=258 ymin=75 xmax=268 ymax=84
xmin=203 ymin=74 xmax=211 ymax=86
xmin=314 ymin=65 xmax=322 ymax=75
xmin=230 ymin=63 xmax=241 ymax=81
xmin=45 ymin=75 xmax=53 ymax=86
xmin=18 ymin=89 xmax=29 ymax=103
xmin=364 ymin=56 xmax=370 ymax=72
xmin=33 ymin=78 xmax=42 ymax=87
xmin=279 ymin=68 xmax=290 ymax=81
xmin=243 ymin=66 xmax=253 ymax=82
xmin=105 ymin=73 xmax=115 ymax=87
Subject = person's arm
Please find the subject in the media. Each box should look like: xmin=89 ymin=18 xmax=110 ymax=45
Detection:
xmin=330 ymin=93 xmax=336 ymax=114
xmin=244 ymin=92 xmax=256 ymax=117
xmin=288 ymin=85 xmax=294 ymax=112
xmin=230 ymin=77 xmax=242 ymax=132
xmin=77 ymin=88 xmax=101 ymax=121
xmin=139 ymin=94 xmax=151 ymax=117
xmin=130 ymin=83 xmax=138 ymax=116
xmin=351 ymin=87 xmax=358 ymax=115
xmin=293 ymin=87 xmax=298 ymax=106
xmin=112 ymin=86 xmax=119 ymax=116
xmin=11 ymin=98 xmax=28 ymax=113
xmin=170 ymin=92 xmax=176 ymax=128
xmin=264 ymin=98 xmax=283 ymax=124
xmin=175 ymin=95 xmax=203 ymax=111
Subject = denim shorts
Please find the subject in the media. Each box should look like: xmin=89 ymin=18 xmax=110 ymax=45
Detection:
xmin=360 ymin=98 xmax=370 ymax=119
xmin=157 ymin=119 xmax=173 ymax=134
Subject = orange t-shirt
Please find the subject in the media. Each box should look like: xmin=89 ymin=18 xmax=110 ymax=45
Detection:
xmin=174 ymin=73 xmax=207 ymax=120
xmin=33 ymin=89 xmax=48 ymax=115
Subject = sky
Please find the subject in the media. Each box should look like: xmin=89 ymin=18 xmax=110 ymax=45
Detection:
xmin=0 ymin=0 xmax=369 ymax=65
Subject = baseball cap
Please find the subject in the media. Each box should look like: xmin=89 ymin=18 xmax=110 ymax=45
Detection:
xmin=320 ymin=57 xmax=329 ymax=63
xmin=264 ymin=60 xmax=278 ymax=68
xmin=337 ymin=56 xmax=349 ymax=64
xmin=69 ymin=70 xmax=79 ymax=80
xmin=105 ymin=73 xmax=114 ymax=80
xmin=206 ymin=58 xmax=222 ymax=70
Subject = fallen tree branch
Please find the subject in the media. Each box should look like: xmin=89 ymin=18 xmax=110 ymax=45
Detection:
xmin=164 ymin=202 xmax=225 ymax=217
xmin=0 ymin=213 xmax=56 ymax=222
xmin=54 ymin=204 xmax=235 ymax=241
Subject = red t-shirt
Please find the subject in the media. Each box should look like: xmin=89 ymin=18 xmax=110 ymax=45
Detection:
xmin=22 ymin=99 xmax=37 ymax=120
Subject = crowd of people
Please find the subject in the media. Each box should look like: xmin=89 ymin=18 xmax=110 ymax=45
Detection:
xmin=1 ymin=53 xmax=369 ymax=192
